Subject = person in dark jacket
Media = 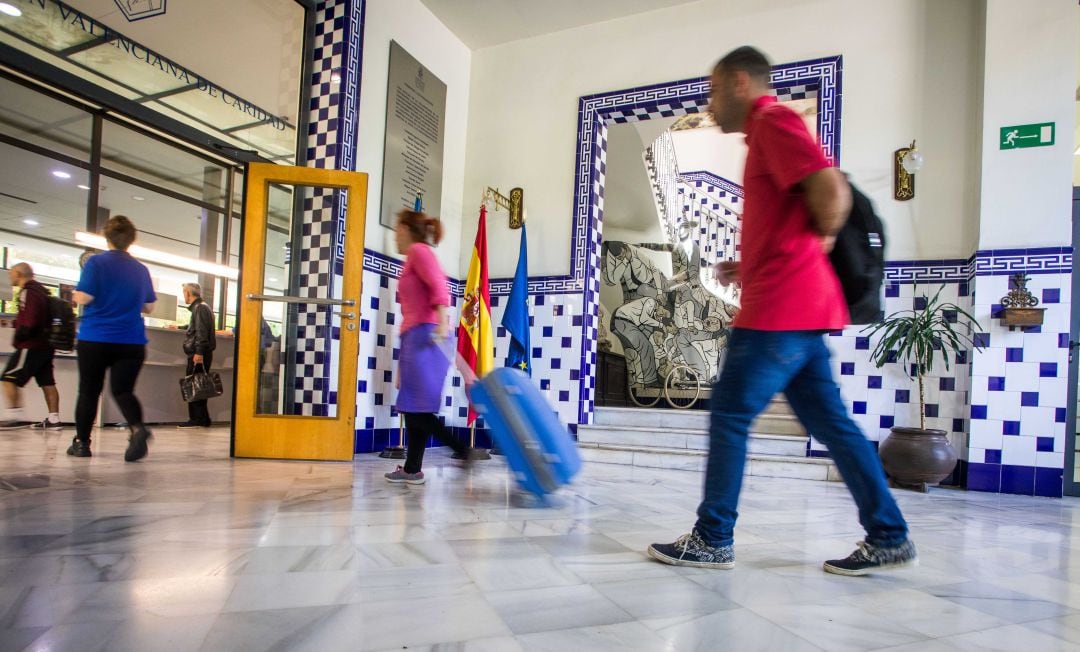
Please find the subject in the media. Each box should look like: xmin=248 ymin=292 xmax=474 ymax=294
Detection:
xmin=179 ymin=282 xmax=216 ymax=428
xmin=0 ymin=263 xmax=61 ymax=430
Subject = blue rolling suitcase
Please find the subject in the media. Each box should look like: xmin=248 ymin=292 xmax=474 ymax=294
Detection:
xmin=470 ymin=368 xmax=582 ymax=497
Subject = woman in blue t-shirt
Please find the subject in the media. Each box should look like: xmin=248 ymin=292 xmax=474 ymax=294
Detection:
xmin=68 ymin=215 xmax=157 ymax=462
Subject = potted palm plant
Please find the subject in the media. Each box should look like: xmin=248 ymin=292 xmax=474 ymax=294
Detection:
xmin=864 ymin=285 xmax=982 ymax=492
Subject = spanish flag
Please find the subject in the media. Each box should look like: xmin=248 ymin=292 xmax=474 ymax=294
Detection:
xmin=457 ymin=205 xmax=494 ymax=424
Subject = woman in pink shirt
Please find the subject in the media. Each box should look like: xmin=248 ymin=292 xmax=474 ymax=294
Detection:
xmin=385 ymin=210 xmax=470 ymax=485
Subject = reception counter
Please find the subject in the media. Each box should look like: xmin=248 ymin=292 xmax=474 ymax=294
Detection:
xmin=0 ymin=319 xmax=235 ymax=425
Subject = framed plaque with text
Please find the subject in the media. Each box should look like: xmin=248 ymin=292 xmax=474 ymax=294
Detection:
xmin=379 ymin=41 xmax=447 ymax=228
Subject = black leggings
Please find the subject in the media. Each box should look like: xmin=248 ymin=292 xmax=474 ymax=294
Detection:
xmin=403 ymin=412 xmax=467 ymax=473
xmin=75 ymin=341 xmax=146 ymax=443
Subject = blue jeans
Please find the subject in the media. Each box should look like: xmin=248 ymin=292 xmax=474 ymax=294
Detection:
xmin=695 ymin=328 xmax=909 ymax=548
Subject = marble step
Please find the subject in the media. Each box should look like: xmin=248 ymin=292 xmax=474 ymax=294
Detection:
xmin=577 ymin=443 xmax=841 ymax=482
xmin=592 ymin=402 xmax=803 ymax=437
xmin=576 ymin=424 xmax=807 ymax=458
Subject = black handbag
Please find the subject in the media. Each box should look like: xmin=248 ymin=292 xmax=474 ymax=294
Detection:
xmin=179 ymin=364 xmax=223 ymax=402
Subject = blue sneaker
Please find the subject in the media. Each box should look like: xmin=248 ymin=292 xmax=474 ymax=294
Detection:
xmin=647 ymin=530 xmax=734 ymax=569
xmin=823 ymin=540 xmax=918 ymax=576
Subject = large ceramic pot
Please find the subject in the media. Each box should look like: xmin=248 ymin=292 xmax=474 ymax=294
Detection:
xmin=878 ymin=427 xmax=958 ymax=490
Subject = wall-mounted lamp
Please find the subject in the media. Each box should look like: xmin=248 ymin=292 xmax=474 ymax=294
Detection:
xmin=893 ymin=140 xmax=924 ymax=201
xmin=482 ymin=186 xmax=525 ymax=229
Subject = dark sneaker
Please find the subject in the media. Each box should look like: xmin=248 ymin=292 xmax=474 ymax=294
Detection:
xmin=384 ymin=466 xmax=425 ymax=485
xmin=176 ymin=421 xmax=204 ymax=429
xmin=647 ymin=530 xmax=735 ymax=569
xmin=0 ymin=419 xmax=29 ymax=430
xmin=124 ymin=426 xmax=152 ymax=462
xmin=30 ymin=419 xmax=63 ymax=431
xmin=66 ymin=438 xmax=92 ymax=457
xmin=823 ymin=540 xmax=919 ymax=576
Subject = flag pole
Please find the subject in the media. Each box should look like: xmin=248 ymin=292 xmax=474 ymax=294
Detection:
xmin=379 ymin=413 xmax=406 ymax=459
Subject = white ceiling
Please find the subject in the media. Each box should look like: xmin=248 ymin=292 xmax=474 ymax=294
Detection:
xmin=418 ymin=0 xmax=699 ymax=49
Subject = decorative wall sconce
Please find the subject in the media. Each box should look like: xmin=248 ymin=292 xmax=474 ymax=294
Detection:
xmin=995 ymin=273 xmax=1045 ymax=330
xmin=482 ymin=186 xmax=525 ymax=229
xmin=893 ymin=140 xmax=924 ymax=201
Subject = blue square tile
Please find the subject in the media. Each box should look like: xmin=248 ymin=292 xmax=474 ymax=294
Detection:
xmin=1002 ymin=421 xmax=1020 ymax=436
xmin=1001 ymin=465 xmax=1035 ymax=496
xmin=1040 ymin=362 xmax=1058 ymax=378
xmin=367 ymin=357 xmax=377 ymax=370
xmin=573 ymin=315 xmax=583 ymax=327
xmin=955 ymin=350 xmax=968 ymax=365
xmin=358 ymin=380 xmax=367 ymax=393
xmin=543 ymin=326 xmax=553 ymax=337
xmin=559 ymin=390 xmax=569 ymax=402
xmin=540 ymin=379 xmax=550 ymax=390
xmin=383 ymin=370 xmax=392 ymax=382
xmin=868 ymin=376 xmax=882 ymax=389
xmin=1005 ymin=348 xmax=1024 ymax=363
xmin=535 ymin=295 xmax=545 ymax=306
xmin=853 ymin=401 xmax=867 ymax=414
xmin=562 ymin=337 xmax=572 ymax=348
xmin=532 ymin=347 xmax=543 ymax=358
xmin=939 ymin=377 xmax=955 ymax=392
xmin=376 ymin=334 xmax=386 ymax=347
xmin=984 ymin=449 xmax=1002 ymax=464
xmin=925 ymin=404 xmax=939 ymax=418
xmin=380 ymin=275 xmax=389 ymax=288
xmin=1056 ymin=407 xmax=1068 ymax=423
xmin=1037 ymin=437 xmax=1055 ymax=452
xmin=370 ymin=296 xmax=380 ymax=309
xmin=913 ymin=296 xmax=928 ymax=310
xmin=879 ymin=415 xmax=894 ymax=428
xmin=452 ymin=377 xmax=461 ymax=388
xmin=988 ymin=377 xmax=1006 ymax=391
xmin=855 ymin=337 xmax=870 ymax=350
xmin=970 ymin=405 xmax=987 ymax=419
xmin=1035 ymin=467 xmax=1064 ymax=498
xmin=361 ymin=319 xmax=370 ymax=332
xmin=841 ymin=362 xmax=855 ymax=376
xmin=973 ymin=333 xmax=991 ymax=348
xmin=959 ymin=281 xmax=970 ymax=297
xmin=551 ymin=359 xmax=562 ymax=369
xmin=1060 ymin=333 xmax=1071 ymax=349
xmin=885 ymin=284 xmax=900 ymax=298
xmin=952 ymin=418 xmax=965 ymax=433
xmin=942 ymin=309 xmax=958 ymax=324
xmin=895 ymin=390 xmax=910 ymax=404
xmin=1027 ymin=325 xmax=1043 ymax=334
xmin=1043 ymin=288 xmax=1061 ymax=304
xmin=365 ymin=417 xmax=375 ymax=429
xmin=374 ymin=393 xmax=383 ymax=406
xmin=1021 ymin=391 xmax=1039 ymax=407
xmin=966 ymin=463 xmax=1001 ymax=492
xmin=386 ymin=312 xmax=395 ymax=325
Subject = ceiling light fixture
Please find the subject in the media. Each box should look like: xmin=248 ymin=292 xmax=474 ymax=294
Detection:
xmin=0 ymin=3 xmax=22 ymax=17
xmin=131 ymin=195 xmax=146 ymax=201
xmin=76 ymin=184 xmax=91 ymax=190
xmin=23 ymin=218 xmax=39 ymax=227
xmin=51 ymin=170 xmax=72 ymax=179
xmin=75 ymin=231 xmax=239 ymax=280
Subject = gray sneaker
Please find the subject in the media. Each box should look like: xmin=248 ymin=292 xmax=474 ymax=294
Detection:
xmin=647 ymin=530 xmax=735 ymax=569
xmin=823 ymin=540 xmax=918 ymax=576
xmin=384 ymin=466 xmax=425 ymax=485
xmin=30 ymin=419 xmax=63 ymax=431
xmin=0 ymin=419 xmax=28 ymax=430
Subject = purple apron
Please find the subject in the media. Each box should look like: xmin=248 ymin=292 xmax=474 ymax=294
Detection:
xmin=396 ymin=323 xmax=451 ymax=413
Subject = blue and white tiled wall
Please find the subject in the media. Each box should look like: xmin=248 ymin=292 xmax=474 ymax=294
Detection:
xmin=823 ymin=250 xmax=1073 ymax=497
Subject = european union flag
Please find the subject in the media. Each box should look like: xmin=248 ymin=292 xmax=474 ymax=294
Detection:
xmin=502 ymin=224 xmax=530 ymax=375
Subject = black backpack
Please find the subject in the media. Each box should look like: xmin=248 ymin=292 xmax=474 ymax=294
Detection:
xmin=45 ymin=295 xmax=76 ymax=352
xmin=829 ymin=182 xmax=886 ymax=325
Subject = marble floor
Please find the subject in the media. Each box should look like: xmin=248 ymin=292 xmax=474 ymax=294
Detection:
xmin=2 ymin=427 xmax=1080 ymax=651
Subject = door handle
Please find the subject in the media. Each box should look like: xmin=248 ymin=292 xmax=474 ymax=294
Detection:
xmin=246 ymin=293 xmax=356 ymax=308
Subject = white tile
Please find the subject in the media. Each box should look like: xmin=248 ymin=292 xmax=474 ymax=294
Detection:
xmin=969 ymin=420 xmax=1003 ymax=450
xmin=1001 ymin=436 xmax=1037 ymax=467
xmin=1036 ymin=451 xmax=1065 ymax=468
xmin=1038 ymin=378 xmax=1069 ymax=408
xmin=968 ymin=448 xmax=987 ymax=464
xmin=1003 ymin=362 xmax=1040 ymax=392
xmin=1019 ymin=406 xmax=1054 ymax=437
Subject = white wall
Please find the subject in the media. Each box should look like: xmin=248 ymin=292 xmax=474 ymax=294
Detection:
xmin=978 ymin=0 xmax=1076 ymax=250
xmin=464 ymin=0 xmax=985 ymax=278
xmin=356 ymin=0 xmax=471 ymax=272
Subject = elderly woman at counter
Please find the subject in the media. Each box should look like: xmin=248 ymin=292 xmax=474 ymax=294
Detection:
xmin=69 ymin=215 xmax=157 ymax=462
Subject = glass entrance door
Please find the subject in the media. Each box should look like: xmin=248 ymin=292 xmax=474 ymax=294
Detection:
xmin=232 ymin=163 xmax=367 ymax=461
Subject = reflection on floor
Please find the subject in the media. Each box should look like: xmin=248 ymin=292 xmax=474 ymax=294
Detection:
xmin=2 ymin=426 xmax=1080 ymax=651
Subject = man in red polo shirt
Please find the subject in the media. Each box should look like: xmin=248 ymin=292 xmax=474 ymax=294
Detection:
xmin=648 ymin=46 xmax=915 ymax=576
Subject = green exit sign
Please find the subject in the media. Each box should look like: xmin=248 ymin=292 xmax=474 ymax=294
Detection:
xmin=1000 ymin=122 xmax=1055 ymax=149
